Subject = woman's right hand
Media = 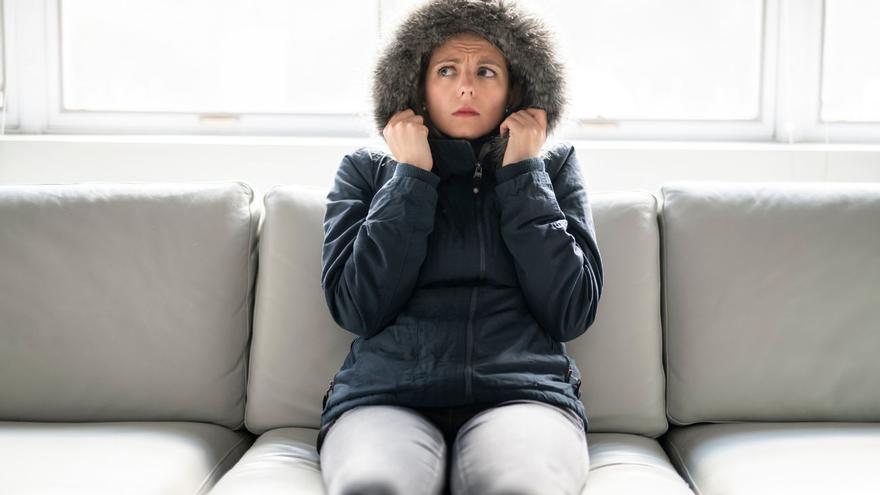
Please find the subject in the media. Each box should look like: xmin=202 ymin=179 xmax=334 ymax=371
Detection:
xmin=383 ymin=109 xmax=433 ymax=172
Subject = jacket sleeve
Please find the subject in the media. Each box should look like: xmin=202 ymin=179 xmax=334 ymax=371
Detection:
xmin=493 ymin=145 xmax=604 ymax=343
xmin=321 ymin=149 xmax=440 ymax=339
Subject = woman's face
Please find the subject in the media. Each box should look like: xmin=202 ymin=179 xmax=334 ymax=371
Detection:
xmin=424 ymin=32 xmax=511 ymax=139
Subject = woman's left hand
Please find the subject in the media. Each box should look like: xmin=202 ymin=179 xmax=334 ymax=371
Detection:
xmin=500 ymin=108 xmax=547 ymax=167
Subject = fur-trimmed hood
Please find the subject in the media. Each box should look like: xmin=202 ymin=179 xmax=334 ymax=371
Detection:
xmin=371 ymin=0 xmax=568 ymax=169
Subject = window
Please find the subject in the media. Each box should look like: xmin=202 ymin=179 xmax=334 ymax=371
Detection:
xmin=776 ymin=0 xmax=880 ymax=142
xmin=1 ymin=0 xmax=877 ymax=142
xmin=524 ymin=0 xmax=765 ymax=121
xmin=39 ymin=0 xmax=380 ymax=134
xmin=59 ymin=0 xmax=377 ymax=115
xmin=1 ymin=0 xmax=7 ymax=127
xmin=820 ymin=0 xmax=880 ymax=123
xmin=518 ymin=0 xmax=771 ymax=141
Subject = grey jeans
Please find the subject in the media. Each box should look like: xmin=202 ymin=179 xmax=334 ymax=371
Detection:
xmin=318 ymin=399 xmax=589 ymax=495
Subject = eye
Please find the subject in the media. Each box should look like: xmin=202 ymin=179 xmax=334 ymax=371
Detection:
xmin=437 ymin=66 xmax=497 ymax=78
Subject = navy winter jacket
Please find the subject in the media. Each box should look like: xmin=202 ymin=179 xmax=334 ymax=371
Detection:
xmin=319 ymin=137 xmax=604 ymax=435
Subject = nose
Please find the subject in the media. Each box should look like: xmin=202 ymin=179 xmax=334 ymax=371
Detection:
xmin=458 ymin=72 xmax=475 ymax=97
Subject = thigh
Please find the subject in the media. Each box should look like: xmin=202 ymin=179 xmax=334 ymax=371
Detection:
xmin=320 ymin=405 xmax=448 ymax=495
xmin=449 ymin=400 xmax=589 ymax=495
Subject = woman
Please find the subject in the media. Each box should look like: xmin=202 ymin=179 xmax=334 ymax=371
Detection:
xmin=319 ymin=1 xmax=603 ymax=494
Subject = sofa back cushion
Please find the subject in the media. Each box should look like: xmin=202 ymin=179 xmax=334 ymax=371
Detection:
xmin=244 ymin=185 xmax=347 ymax=434
xmin=0 ymin=182 xmax=258 ymax=429
xmin=574 ymin=191 xmax=667 ymax=436
xmin=245 ymin=185 xmax=667 ymax=436
xmin=661 ymin=182 xmax=880 ymax=424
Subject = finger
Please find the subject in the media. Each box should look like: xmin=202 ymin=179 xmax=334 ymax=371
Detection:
xmin=515 ymin=110 xmax=546 ymax=137
xmin=507 ymin=112 xmax=527 ymax=129
xmin=506 ymin=113 xmax=527 ymax=135
xmin=388 ymin=108 xmax=415 ymax=126
xmin=499 ymin=115 xmax=513 ymax=136
xmin=517 ymin=110 xmax=539 ymax=127
xmin=525 ymin=108 xmax=547 ymax=129
xmin=390 ymin=116 xmax=419 ymax=131
xmin=524 ymin=107 xmax=545 ymax=117
xmin=385 ymin=113 xmax=401 ymax=129
xmin=396 ymin=109 xmax=417 ymax=125
xmin=501 ymin=114 xmax=524 ymax=136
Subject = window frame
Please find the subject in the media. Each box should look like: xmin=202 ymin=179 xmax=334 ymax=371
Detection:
xmin=789 ymin=0 xmax=880 ymax=143
xmin=1 ymin=0 xmax=22 ymax=132
xmin=0 ymin=0 xmax=876 ymax=142
xmin=539 ymin=0 xmax=777 ymax=142
xmin=42 ymin=0 xmax=377 ymax=136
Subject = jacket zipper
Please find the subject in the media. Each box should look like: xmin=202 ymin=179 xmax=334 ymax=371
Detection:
xmin=472 ymin=160 xmax=483 ymax=194
xmin=465 ymin=160 xmax=485 ymax=401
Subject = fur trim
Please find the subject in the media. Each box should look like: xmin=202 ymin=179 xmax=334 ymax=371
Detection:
xmin=372 ymin=0 xmax=567 ymax=168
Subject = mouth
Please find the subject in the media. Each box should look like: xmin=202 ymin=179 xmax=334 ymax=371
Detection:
xmin=453 ymin=107 xmax=480 ymax=117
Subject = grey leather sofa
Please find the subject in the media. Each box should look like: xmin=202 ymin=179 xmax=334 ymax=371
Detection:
xmin=1 ymin=180 xmax=878 ymax=494
xmin=0 ymin=183 xmax=260 ymax=494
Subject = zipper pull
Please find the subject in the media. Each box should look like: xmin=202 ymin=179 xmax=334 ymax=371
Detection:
xmin=322 ymin=378 xmax=335 ymax=408
xmin=472 ymin=161 xmax=482 ymax=194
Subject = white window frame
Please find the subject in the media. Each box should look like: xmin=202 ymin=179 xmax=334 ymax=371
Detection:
xmin=1 ymin=0 xmax=877 ymax=142
xmin=1 ymin=0 xmax=22 ymax=132
xmin=551 ymin=0 xmax=777 ymax=142
xmin=779 ymin=0 xmax=880 ymax=143
xmin=43 ymin=0 xmax=378 ymax=136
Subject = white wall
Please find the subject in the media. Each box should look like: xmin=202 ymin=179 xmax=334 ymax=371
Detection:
xmin=1 ymin=136 xmax=879 ymax=202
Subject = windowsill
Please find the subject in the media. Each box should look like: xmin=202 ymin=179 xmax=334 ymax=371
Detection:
xmin=0 ymin=134 xmax=379 ymax=147
xmin=1 ymin=133 xmax=879 ymax=152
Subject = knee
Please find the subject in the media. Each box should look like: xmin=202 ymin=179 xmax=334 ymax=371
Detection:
xmin=459 ymin=482 xmax=539 ymax=495
xmin=462 ymin=481 xmax=567 ymax=495
xmin=334 ymin=478 xmax=403 ymax=495
xmin=453 ymin=466 xmax=585 ymax=495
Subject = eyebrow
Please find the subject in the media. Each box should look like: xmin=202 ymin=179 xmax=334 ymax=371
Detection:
xmin=433 ymin=57 xmax=504 ymax=68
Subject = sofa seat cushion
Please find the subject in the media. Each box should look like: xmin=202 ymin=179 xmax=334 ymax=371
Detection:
xmin=583 ymin=433 xmax=694 ymax=494
xmin=663 ymin=422 xmax=880 ymax=495
xmin=0 ymin=421 xmax=254 ymax=494
xmin=208 ymin=427 xmax=322 ymax=494
xmin=209 ymin=429 xmax=692 ymax=494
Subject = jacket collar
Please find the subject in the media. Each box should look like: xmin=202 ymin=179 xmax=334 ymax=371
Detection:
xmin=428 ymin=138 xmax=477 ymax=180
xmin=428 ymin=136 xmax=504 ymax=180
